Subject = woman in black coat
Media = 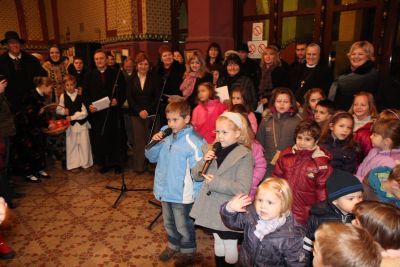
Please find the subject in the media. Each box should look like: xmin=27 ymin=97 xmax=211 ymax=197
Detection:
xmin=217 ymin=54 xmax=257 ymax=110
xmin=328 ymin=41 xmax=379 ymax=110
xmin=154 ymin=45 xmax=185 ymax=125
xmin=258 ymin=45 xmax=289 ymax=103
xmin=126 ymin=53 xmax=161 ymax=173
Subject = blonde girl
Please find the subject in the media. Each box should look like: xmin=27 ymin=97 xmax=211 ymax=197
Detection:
xmin=220 ymin=178 xmax=305 ymax=266
xmin=349 ymin=91 xmax=378 ymax=161
xmin=190 ymin=112 xmax=253 ymax=265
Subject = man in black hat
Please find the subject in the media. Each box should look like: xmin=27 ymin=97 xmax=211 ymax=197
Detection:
xmin=0 ymin=31 xmax=47 ymax=113
xmin=236 ymin=43 xmax=261 ymax=91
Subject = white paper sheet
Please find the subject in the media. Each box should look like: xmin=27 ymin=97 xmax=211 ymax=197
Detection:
xmin=215 ymin=86 xmax=230 ymax=103
xmin=92 ymin=96 xmax=111 ymax=111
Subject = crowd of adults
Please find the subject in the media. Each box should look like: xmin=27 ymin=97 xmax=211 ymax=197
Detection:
xmin=0 ymin=30 xmax=385 ymax=204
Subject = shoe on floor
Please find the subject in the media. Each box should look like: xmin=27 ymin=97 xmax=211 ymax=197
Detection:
xmin=175 ymin=252 xmax=196 ymax=267
xmin=37 ymin=170 xmax=50 ymax=178
xmin=159 ymin=247 xmax=179 ymax=262
xmin=0 ymin=236 xmax=16 ymax=260
xmin=25 ymin=175 xmax=41 ymax=183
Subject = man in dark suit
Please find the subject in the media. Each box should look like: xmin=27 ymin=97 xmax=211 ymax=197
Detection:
xmin=0 ymin=31 xmax=47 ymax=113
xmin=83 ymin=49 xmax=126 ymax=173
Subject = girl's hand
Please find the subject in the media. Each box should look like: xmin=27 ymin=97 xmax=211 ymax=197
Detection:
xmin=0 ymin=80 xmax=7 ymax=94
xmin=64 ymin=108 xmax=69 ymax=116
xmin=202 ymin=174 xmax=214 ymax=184
xmin=66 ymin=116 xmax=71 ymax=121
xmin=227 ymin=193 xmax=252 ymax=213
xmin=204 ymin=150 xmax=216 ymax=161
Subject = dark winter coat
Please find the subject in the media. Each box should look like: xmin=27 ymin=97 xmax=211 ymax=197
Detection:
xmin=155 ymin=60 xmax=185 ymax=98
xmin=303 ymin=200 xmax=354 ymax=266
xmin=241 ymin=57 xmax=261 ymax=90
xmin=0 ymin=50 xmax=47 ymax=113
xmin=292 ymin=63 xmax=332 ymax=103
xmin=259 ymin=64 xmax=289 ymax=99
xmin=0 ymin=93 xmax=15 ymax=138
xmin=330 ymin=60 xmax=378 ymax=110
xmin=126 ymin=71 xmax=161 ymax=117
xmin=217 ymin=74 xmax=257 ymax=110
xmin=320 ymin=135 xmax=358 ymax=174
xmin=256 ymin=110 xmax=302 ymax=177
xmin=67 ymin=64 xmax=86 ymax=88
xmin=82 ymin=67 xmax=126 ymax=164
xmin=220 ymin=203 xmax=306 ymax=267
xmin=272 ymin=146 xmax=333 ymax=225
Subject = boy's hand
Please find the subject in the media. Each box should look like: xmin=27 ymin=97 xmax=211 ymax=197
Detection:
xmin=202 ymin=174 xmax=214 ymax=184
xmin=204 ymin=150 xmax=216 ymax=161
xmin=139 ymin=110 xmax=148 ymax=119
xmin=152 ymin=131 xmax=165 ymax=141
xmin=227 ymin=193 xmax=252 ymax=213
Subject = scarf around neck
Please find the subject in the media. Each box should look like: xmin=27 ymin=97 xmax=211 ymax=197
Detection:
xmin=254 ymin=214 xmax=287 ymax=241
xmin=180 ymin=71 xmax=200 ymax=99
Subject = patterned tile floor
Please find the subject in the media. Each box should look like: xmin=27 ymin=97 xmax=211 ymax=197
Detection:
xmin=1 ymin=162 xmax=215 ymax=266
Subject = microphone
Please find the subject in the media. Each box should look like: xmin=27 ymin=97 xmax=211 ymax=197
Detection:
xmin=200 ymin=142 xmax=222 ymax=176
xmin=145 ymin=128 xmax=173 ymax=150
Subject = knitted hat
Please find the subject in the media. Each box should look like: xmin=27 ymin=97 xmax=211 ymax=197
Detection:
xmin=327 ymin=169 xmax=363 ymax=201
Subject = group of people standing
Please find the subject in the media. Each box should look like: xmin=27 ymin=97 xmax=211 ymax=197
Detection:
xmin=0 ymin=28 xmax=399 ymax=266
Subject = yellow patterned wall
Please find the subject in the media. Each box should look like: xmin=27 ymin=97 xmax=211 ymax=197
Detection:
xmin=106 ymin=0 xmax=134 ymax=34
xmin=57 ymin=0 xmax=106 ymax=43
xmin=144 ymin=0 xmax=170 ymax=35
xmin=44 ymin=0 xmax=55 ymax=40
xmin=23 ymin=0 xmax=43 ymax=40
xmin=0 ymin=0 xmax=20 ymax=37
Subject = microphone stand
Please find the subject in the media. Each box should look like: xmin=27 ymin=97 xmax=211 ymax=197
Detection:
xmin=103 ymin=68 xmax=151 ymax=208
xmin=146 ymin=74 xmax=169 ymax=229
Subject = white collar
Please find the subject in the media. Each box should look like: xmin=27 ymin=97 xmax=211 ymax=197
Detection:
xmin=66 ymin=89 xmax=78 ymax=97
xmin=8 ymin=53 xmax=22 ymax=60
xmin=306 ymin=63 xmax=317 ymax=68
xmin=36 ymin=87 xmax=44 ymax=96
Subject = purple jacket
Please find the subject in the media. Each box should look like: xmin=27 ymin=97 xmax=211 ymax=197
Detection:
xmin=249 ymin=141 xmax=267 ymax=200
xmin=356 ymin=147 xmax=400 ymax=181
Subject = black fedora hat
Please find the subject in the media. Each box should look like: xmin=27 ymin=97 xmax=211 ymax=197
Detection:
xmin=1 ymin=31 xmax=26 ymax=45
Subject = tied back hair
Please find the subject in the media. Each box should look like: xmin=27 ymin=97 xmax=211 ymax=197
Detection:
xmin=320 ymin=111 xmax=360 ymax=151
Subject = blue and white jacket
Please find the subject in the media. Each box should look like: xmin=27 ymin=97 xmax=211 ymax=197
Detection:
xmin=145 ymin=125 xmax=206 ymax=204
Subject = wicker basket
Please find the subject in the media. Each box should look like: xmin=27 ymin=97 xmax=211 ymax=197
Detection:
xmin=39 ymin=103 xmax=70 ymax=135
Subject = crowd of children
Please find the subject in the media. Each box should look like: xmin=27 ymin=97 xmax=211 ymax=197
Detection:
xmin=144 ymin=79 xmax=400 ymax=266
